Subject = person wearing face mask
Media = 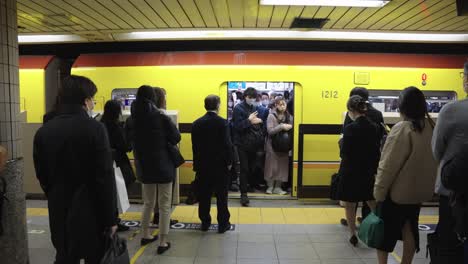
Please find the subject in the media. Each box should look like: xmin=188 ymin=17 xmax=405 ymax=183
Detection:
xmin=232 ymin=87 xmax=264 ymax=206
xmin=264 ymin=97 xmax=293 ymax=195
xmin=336 ymin=95 xmax=379 ymax=247
xmin=33 ymin=75 xmax=118 ymax=263
xmin=261 ymin=93 xmax=270 ymax=107
xmin=192 ymin=95 xmax=233 ymax=233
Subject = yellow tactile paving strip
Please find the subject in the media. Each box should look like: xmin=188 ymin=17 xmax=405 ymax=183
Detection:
xmin=27 ymin=206 xmax=439 ymax=224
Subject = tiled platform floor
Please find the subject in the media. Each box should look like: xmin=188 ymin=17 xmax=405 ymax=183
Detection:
xmin=27 ymin=200 xmax=435 ymax=264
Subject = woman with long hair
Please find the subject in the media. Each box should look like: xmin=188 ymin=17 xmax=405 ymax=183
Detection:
xmin=374 ymin=87 xmax=437 ymax=264
xmin=337 ymin=95 xmax=379 ymax=246
xmin=132 ymin=85 xmax=181 ymax=254
xmin=101 ymin=100 xmax=135 ymax=232
xmin=264 ymin=97 xmax=293 ymax=195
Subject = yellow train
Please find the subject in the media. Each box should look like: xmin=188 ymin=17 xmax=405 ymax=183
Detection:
xmin=20 ymin=52 xmax=467 ymax=198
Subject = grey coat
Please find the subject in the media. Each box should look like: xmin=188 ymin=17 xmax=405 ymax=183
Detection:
xmin=432 ymin=98 xmax=468 ymax=196
xmin=264 ymin=112 xmax=293 ymax=182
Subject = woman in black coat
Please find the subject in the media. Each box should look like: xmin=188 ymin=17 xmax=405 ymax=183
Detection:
xmin=132 ymin=85 xmax=181 ymax=254
xmin=337 ymin=95 xmax=380 ymax=246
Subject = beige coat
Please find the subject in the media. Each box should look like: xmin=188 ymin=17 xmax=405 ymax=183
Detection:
xmin=374 ymin=120 xmax=437 ymax=204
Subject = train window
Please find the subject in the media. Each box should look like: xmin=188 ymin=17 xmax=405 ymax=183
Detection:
xmin=111 ymin=88 xmax=137 ymax=111
xmin=368 ymin=90 xmax=457 ymax=114
xmin=227 ymin=81 xmax=295 ymax=121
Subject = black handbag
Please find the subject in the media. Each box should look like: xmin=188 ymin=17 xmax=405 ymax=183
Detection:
xmin=271 ymin=113 xmax=292 ymax=153
xmin=168 ymin=143 xmax=185 ymax=168
xmin=100 ymin=233 xmax=130 ymax=264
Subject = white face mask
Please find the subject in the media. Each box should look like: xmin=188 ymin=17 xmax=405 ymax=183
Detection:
xmin=261 ymin=100 xmax=269 ymax=106
xmin=246 ymin=98 xmax=256 ymax=106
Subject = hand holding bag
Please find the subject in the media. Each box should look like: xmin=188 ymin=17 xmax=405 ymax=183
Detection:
xmin=358 ymin=204 xmax=385 ymax=248
xmin=100 ymin=232 xmax=130 ymax=264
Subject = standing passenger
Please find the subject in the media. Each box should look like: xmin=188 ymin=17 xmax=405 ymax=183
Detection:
xmin=101 ymin=100 xmax=135 ymax=232
xmin=336 ymin=95 xmax=379 ymax=246
xmin=340 ymin=87 xmax=385 ymax=226
xmin=374 ymin=87 xmax=437 ymax=264
xmin=232 ymin=87 xmax=264 ymax=206
xmin=264 ymin=97 xmax=293 ymax=195
xmin=192 ymin=95 xmax=233 ymax=233
xmin=431 ymin=61 xmax=468 ymax=262
xmin=33 ymin=75 xmax=117 ymax=264
xmin=132 ymin=85 xmax=181 ymax=254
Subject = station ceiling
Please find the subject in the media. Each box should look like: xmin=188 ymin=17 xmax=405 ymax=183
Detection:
xmin=16 ymin=0 xmax=468 ymax=43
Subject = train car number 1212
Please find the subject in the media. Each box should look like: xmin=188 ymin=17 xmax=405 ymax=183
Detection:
xmin=321 ymin=90 xmax=339 ymax=99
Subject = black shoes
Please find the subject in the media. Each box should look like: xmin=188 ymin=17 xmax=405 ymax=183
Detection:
xmin=157 ymin=242 xmax=171 ymax=255
xmin=218 ymin=223 xmax=231 ymax=234
xmin=340 ymin=218 xmax=348 ymax=226
xmin=240 ymin=194 xmax=250 ymax=207
xmin=201 ymin=222 xmax=211 ymax=231
xmin=349 ymin=235 xmax=358 ymax=247
xmin=141 ymin=236 xmax=158 ymax=246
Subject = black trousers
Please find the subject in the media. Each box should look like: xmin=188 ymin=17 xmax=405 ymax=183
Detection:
xmin=237 ymin=147 xmax=257 ymax=194
xmin=355 ymin=202 xmax=371 ymax=219
xmin=436 ymin=195 xmax=464 ymax=263
xmin=198 ymin=173 xmax=230 ymax=226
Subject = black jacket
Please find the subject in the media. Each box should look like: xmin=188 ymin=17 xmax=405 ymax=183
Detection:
xmin=192 ymin=112 xmax=233 ymax=176
xmin=33 ymin=105 xmax=117 ymax=257
xmin=232 ymin=101 xmax=264 ymax=148
xmin=131 ymin=99 xmax=181 ymax=184
xmin=337 ymin=116 xmax=381 ymax=202
xmin=102 ymin=120 xmax=135 ymax=186
xmin=344 ymin=106 xmax=385 ymax=141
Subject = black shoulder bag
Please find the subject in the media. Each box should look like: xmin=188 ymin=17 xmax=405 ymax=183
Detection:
xmin=271 ymin=113 xmax=293 ymax=153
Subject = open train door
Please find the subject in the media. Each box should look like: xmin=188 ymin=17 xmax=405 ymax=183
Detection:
xmin=223 ymin=81 xmax=298 ymax=199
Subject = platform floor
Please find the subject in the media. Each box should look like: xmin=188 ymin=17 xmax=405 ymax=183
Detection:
xmin=27 ymin=200 xmax=436 ymax=264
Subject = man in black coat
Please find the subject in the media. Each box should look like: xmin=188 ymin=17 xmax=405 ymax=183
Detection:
xmin=33 ymin=75 xmax=117 ymax=264
xmin=192 ymin=95 xmax=233 ymax=233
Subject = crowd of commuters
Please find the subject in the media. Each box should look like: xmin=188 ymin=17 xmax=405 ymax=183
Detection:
xmin=30 ymin=61 xmax=467 ymax=263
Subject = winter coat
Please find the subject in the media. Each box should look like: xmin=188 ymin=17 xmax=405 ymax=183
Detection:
xmin=33 ymin=104 xmax=117 ymax=258
xmin=131 ymin=99 xmax=181 ymax=184
xmin=337 ymin=116 xmax=380 ymax=202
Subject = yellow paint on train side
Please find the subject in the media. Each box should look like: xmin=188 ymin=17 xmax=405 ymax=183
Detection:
xmin=69 ymin=65 xmax=465 ymax=196
xmin=19 ymin=69 xmax=45 ymax=123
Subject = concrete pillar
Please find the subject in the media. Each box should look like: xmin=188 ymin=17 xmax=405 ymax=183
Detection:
xmin=0 ymin=0 xmax=29 ymax=263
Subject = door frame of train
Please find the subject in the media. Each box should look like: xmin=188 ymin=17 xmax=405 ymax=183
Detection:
xmin=221 ymin=82 xmax=303 ymax=198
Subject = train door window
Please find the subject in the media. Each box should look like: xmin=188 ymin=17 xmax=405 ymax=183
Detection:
xmin=368 ymin=90 xmax=457 ymax=114
xmin=227 ymin=81 xmax=295 ymax=197
xmin=111 ymin=88 xmax=137 ymax=112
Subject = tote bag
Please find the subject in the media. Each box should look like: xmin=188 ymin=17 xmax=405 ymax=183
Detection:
xmin=114 ymin=162 xmax=130 ymax=213
xmin=358 ymin=206 xmax=385 ymax=248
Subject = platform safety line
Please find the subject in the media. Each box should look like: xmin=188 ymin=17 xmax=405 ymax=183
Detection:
xmin=391 ymin=252 xmax=402 ymax=263
xmin=130 ymin=229 xmax=160 ymax=264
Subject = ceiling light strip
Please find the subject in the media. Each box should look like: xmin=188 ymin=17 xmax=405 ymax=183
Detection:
xmin=18 ymin=34 xmax=86 ymax=43
xmin=113 ymin=30 xmax=468 ymax=43
xmin=259 ymin=0 xmax=390 ymax=8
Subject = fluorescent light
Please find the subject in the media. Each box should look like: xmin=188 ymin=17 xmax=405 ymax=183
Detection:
xmin=112 ymin=30 xmax=468 ymax=43
xmin=18 ymin=34 xmax=86 ymax=44
xmin=260 ymin=0 xmax=390 ymax=7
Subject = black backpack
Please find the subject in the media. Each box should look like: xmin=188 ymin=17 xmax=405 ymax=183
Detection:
xmin=271 ymin=113 xmax=292 ymax=153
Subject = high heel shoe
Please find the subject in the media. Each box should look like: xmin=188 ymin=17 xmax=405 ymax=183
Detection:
xmin=349 ymin=235 xmax=358 ymax=247
xmin=157 ymin=242 xmax=171 ymax=255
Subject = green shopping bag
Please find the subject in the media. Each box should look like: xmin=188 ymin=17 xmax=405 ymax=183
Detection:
xmin=358 ymin=207 xmax=385 ymax=249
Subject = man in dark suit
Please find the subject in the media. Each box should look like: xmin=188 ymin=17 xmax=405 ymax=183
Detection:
xmin=33 ymin=75 xmax=117 ymax=264
xmin=192 ymin=95 xmax=233 ymax=233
